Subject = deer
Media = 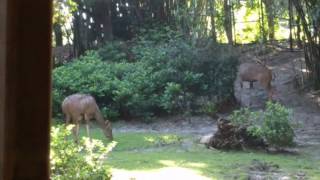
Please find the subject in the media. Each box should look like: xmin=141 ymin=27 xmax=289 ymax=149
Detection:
xmin=238 ymin=62 xmax=276 ymax=100
xmin=52 ymin=44 xmax=73 ymax=66
xmin=62 ymin=93 xmax=113 ymax=143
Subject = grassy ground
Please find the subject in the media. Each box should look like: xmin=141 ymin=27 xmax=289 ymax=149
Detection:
xmin=76 ymin=125 xmax=320 ymax=180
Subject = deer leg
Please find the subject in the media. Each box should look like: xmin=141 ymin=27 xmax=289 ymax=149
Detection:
xmin=84 ymin=114 xmax=91 ymax=141
xmin=71 ymin=124 xmax=79 ymax=143
xmin=72 ymin=117 xmax=81 ymax=143
xmin=64 ymin=115 xmax=72 ymax=141
xmin=261 ymin=80 xmax=273 ymax=101
xmin=65 ymin=114 xmax=71 ymax=125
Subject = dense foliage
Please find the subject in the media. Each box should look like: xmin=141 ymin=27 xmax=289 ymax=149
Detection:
xmin=50 ymin=125 xmax=116 ymax=180
xmin=230 ymin=102 xmax=295 ymax=148
xmin=53 ymin=27 xmax=238 ymax=120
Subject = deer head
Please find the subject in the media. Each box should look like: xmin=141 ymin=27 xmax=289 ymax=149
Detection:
xmin=103 ymin=120 xmax=113 ymax=140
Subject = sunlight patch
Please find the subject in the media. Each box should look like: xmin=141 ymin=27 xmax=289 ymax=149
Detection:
xmin=159 ymin=160 xmax=207 ymax=168
xmin=111 ymin=167 xmax=214 ymax=180
xmin=158 ymin=160 xmax=176 ymax=166
xmin=144 ymin=136 xmax=155 ymax=143
xmin=187 ymin=162 xmax=207 ymax=168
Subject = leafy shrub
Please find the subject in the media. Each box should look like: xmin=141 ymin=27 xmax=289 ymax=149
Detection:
xmin=52 ymin=53 xmax=157 ymax=119
xmin=230 ymin=102 xmax=295 ymax=148
xmin=50 ymin=125 xmax=116 ymax=180
xmin=230 ymin=108 xmax=260 ymax=127
xmin=199 ymin=101 xmax=218 ymax=117
xmin=97 ymin=41 xmax=128 ymax=63
xmin=53 ymin=27 xmax=239 ymax=120
xmin=262 ymin=101 xmax=295 ymax=147
xmin=230 ymin=108 xmax=263 ymax=138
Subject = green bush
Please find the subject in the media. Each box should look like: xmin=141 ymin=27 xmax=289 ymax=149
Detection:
xmin=97 ymin=41 xmax=128 ymax=63
xmin=198 ymin=101 xmax=218 ymax=117
xmin=50 ymin=125 xmax=116 ymax=180
xmin=262 ymin=101 xmax=295 ymax=147
xmin=230 ymin=102 xmax=295 ymax=148
xmin=230 ymin=108 xmax=263 ymax=138
xmin=230 ymin=108 xmax=262 ymax=127
xmin=53 ymin=27 xmax=238 ymax=120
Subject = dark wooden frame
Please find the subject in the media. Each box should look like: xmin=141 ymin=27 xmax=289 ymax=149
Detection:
xmin=0 ymin=0 xmax=52 ymax=179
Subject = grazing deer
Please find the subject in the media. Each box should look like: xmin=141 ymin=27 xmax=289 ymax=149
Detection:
xmin=239 ymin=63 xmax=276 ymax=100
xmin=62 ymin=93 xmax=113 ymax=142
xmin=52 ymin=45 xmax=73 ymax=66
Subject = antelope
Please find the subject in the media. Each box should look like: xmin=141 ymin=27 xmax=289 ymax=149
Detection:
xmin=239 ymin=63 xmax=276 ymax=100
xmin=62 ymin=93 xmax=113 ymax=142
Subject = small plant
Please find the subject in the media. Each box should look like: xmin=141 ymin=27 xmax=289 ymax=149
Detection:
xmin=229 ymin=102 xmax=295 ymax=148
xmin=160 ymin=82 xmax=183 ymax=113
xmin=50 ymin=125 xmax=116 ymax=180
xmin=261 ymin=101 xmax=295 ymax=147
xmin=230 ymin=108 xmax=261 ymax=127
xmin=230 ymin=107 xmax=263 ymax=138
xmin=200 ymin=101 xmax=218 ymax=118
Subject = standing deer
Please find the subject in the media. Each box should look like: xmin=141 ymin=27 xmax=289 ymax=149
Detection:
xmin=239 ymin=63 xmax=276 ymax=100
xmin=62 ymin=93 xmax=113 ymax=142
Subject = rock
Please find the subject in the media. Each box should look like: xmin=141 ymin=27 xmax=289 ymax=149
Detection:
xmin=280 ymin=176 xmax=290 ymax=180
xmin=199 ymin=134 xmax=213 ymax=145
xmin=234 ymin=77 xmax=269 ymax=108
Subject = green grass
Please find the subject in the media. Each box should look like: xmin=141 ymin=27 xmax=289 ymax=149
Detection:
xmin=108 ymin=146 xmax=320 ymax=179
xmin=65 ymin=125 xmax=320 ymax=179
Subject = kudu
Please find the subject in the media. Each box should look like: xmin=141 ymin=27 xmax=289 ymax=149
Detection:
xmin=239 ymin=62 xmax=276 ymax=100
xmin=62 ymin=93 xmax=113 ymax=142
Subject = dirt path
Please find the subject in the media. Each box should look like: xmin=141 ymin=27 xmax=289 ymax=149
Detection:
xmin=113 ymin=115 xmax=216 ymax=137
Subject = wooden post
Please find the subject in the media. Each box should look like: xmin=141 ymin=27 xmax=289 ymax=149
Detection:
xmin=0 ymin=0 xmax=52 ymax=179
xmin=0 ymin=0 xmax=7 ymax=176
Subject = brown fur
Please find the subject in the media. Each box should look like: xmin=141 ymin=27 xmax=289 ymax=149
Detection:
xmin=239 ymin=63 xmax=275 ymax=100
xmin=52 ymin=45 xmax=73 ymax=65
xmin=62 ymin=93 xmax=113 ymax=142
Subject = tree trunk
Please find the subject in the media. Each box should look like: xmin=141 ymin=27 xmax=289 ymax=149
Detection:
xmin=288 ymin=0 xmax=293 ymax=50
xmin=263 ymin=0 xmax=275 ymax=41
xmin=291 ymin=0 xmax=312 ymax=43
xmin=72 ymin=10 xmax=86 ymax=57
xmin=98 ymin=0 xmax=113 ymax=42
xmin=210 ymin=0 xmax=217 ymax=42
xmin=292 ymin=0 xmax=320 ymax=89
xmin=296 ymin=15 xmax=303 ymax=48
xmin=53 ymin=23 xmax=63 ymax=46
xmin=260 ymin=0 xmax=267 ymax=42
xmin=224 ymin=0 xmax=233 ymax=45
xmin=133 ymin=0 xmax=143 ymax=25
